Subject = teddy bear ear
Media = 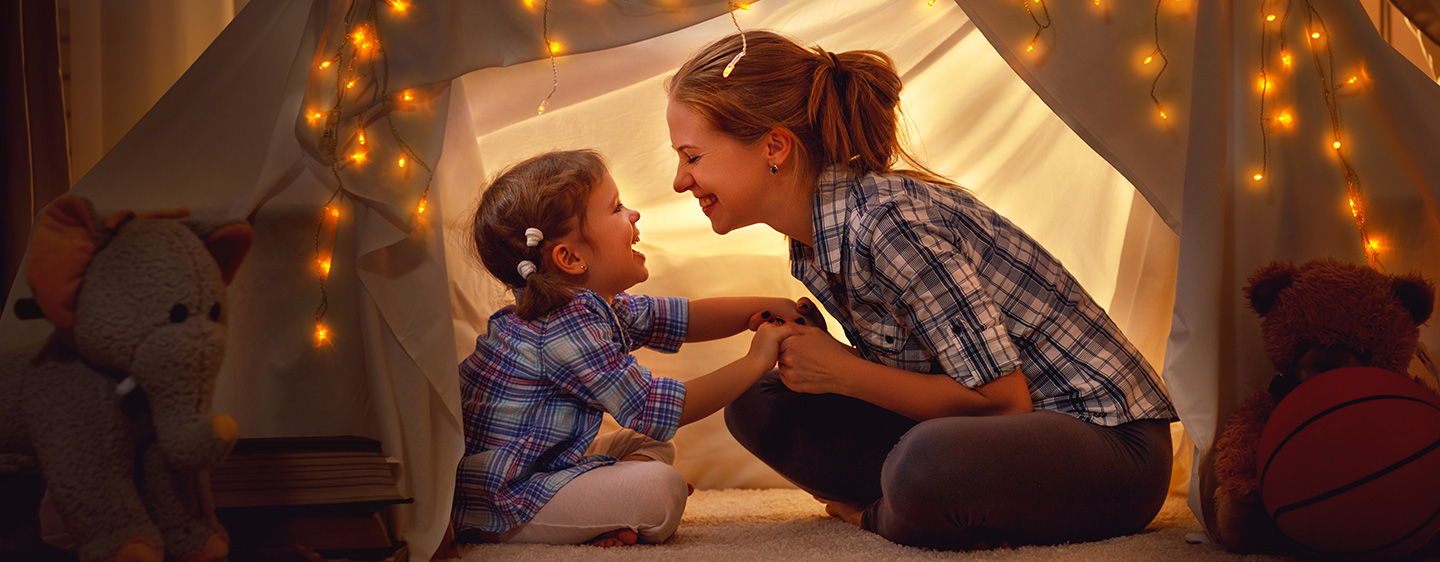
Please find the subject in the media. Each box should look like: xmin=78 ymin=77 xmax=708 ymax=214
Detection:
xmin=205 ymin=223 xmax=253 ymax=286
xmin=24 ymin=195 xmax=100 ymax=328
xmin=1245 ymin=261 xmax=1296 ymax=317
xmin=1391 ymin=273 xmax=1436 ymax=325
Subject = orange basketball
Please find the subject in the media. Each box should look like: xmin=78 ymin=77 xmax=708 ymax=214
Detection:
xmin=1257 ymin=366 xmax=1440 ymax=557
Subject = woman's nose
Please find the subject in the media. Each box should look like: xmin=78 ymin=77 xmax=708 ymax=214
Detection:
xmin=672 ymin=167 xmax=691 ymax=193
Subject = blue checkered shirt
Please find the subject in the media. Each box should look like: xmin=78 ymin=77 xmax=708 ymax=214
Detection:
xmin=454 ymin=290 xmax=688 ymax=533
xmin=791 ymin=168 xmax=1175 ymax=425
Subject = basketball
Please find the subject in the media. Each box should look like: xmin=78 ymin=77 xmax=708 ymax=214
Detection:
xmin=1257 ymin=366 xmax=1440 ymax=557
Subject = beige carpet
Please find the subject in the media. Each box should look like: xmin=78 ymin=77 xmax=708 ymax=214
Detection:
xmin=454 ymin=489 xmax=1295 ymax=561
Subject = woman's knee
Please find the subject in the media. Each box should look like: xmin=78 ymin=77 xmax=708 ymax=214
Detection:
xmin=722 ymin=371 xmax=787 ymax=452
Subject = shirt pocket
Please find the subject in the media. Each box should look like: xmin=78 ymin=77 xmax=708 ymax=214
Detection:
xmin=855 ymin=314 xmax=908 ymax=361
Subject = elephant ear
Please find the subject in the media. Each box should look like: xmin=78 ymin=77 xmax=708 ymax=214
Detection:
xmin=204 ymin=223 xmax=253 ymax=285
xmin=25 ymin=195 xmax=101 ymax=328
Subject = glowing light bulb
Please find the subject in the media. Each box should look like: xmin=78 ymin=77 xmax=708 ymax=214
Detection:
xmin=547 ymin=41 xmax=561 ymax=54
xmin=306 ymin=111 xmax=322 ymax=125
xmin=1346 ymin=76 xmax=1357 ymax=85
xmin=417 ymin=197 xmax=427 ymax=214
xmin=930 ymin=0 xmax=938 ymax=5
xmin=330 ymin=206 xmax=340 ymax=218
xmin=1257 ymin=75 xmax=1270 ymax=90
xmin=1332 ymin=140 xmax=1341 ymax=150
xmin=389 ymin=0 xmax=409 ymax=12
xmin=730 ymin=2 xmax=750 ymax=9
xmin=315 ymin=323 xmax=329 ymax=345
xmin=346 ymin=80 xmax=356 ymax=89
xmin=357 ymin=131 xmax=366 ymax=145
xmin=523 ymin=0 xmax=534 ymax=7
xmin=1281 ymin=52 xmax=1291 ymax=67
xmin=1277 ymin=110 xmax=1293 ymax=126
xmin=1026 ymin=40 xmax=1036 ymax=52
xmin=352 ymin=30 xmax=366 ymax=43
xmin=318 ymin=258 xmax=332 ymax=276
xmin=1265 ymin=14 xmax=1276 ymax=21
xmin=319 ymin=60 xmax=332 ymax=70
xmin=1159 ymin=109 xmax=1168 ymax=119
xmin=1253 ymin=173 xmax=1264 ymax=181
xmin=1349 ymin=198 xmax=1358 ymax=217
xmin=1144 ymin=55 xmax=1154 ymax=64
xmin=401 ymin=91 xmax=414 ymax=101
xmin=1311 ymin=31 xmax=1321 ymax=39
xmin=351 ymin=152 xmax=367 ymax=164
xmin=1368 ymin=239 xmax=1381 ymax=251
xmin=723 ymin=51 xmax=744 ymax=77
xmin=361 ymin=41 xmax=373 ymax=51
xmin=398 ymin=157 xmax=406 ymax=168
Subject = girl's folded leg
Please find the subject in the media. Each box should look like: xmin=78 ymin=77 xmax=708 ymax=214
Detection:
xmin=501 ymin=460 xmax=689 ymax=545
xmin=589 ymin=427 xmax=676 ymax=464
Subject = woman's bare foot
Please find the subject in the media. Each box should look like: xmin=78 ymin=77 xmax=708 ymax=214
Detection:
xmin=587 ymin=528 xmax=638 ymax=547
xmin=814 ymin=495 xmax=863 ymax=527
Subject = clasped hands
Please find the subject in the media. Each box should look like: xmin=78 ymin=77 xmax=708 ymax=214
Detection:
xmin=744 ymin=297 xmax=859 ymax=395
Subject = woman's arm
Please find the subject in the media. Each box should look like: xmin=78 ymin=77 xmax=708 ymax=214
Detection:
xmin=685 ymin=296 xmax=805 ymax=342
xmin=777 ymin=325 xmax=1032 ymax=420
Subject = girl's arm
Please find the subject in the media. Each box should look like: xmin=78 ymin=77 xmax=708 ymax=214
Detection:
xmin=776 ymin=325 xmax=1032 ymax=420
xmin=685 ymin=297 xmax=806 ymax=342
xmin=678 ymin=318 xmax=800 ymax=425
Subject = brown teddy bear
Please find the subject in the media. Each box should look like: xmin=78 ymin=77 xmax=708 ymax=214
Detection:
xmin=1210 ymin=258 xmax=1436 ymax=554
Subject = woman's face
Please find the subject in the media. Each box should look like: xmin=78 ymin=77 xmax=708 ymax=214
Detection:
xmin=667 ymin=100 xmax=773 ymax=235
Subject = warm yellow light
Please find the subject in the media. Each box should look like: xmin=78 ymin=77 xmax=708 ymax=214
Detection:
xmin=417 ymin=197 xmax=427 ymax=214
xmin=1159 ymin=109 xmax=1168 ymax=119
xmin=1346 ymin=76 xmax=1357 ymax=84
xmin=1349 ymin=198 xmax=1358 ymax=217
xmin=1281 ymin=52 xmax=1291 ymax=66
xmin=329 ymin=206 xmax=340 ymax=218
xmin=1277 ymin=110 xmax=1293 ymax=126
xmin=346 ymin=80 xmax=356 ymax=89
xmin=930 ymin=0 xmax=938 ymax=5
xmin=389 ymin=0 xmax=409 ymax=12
xmin=1266 ymin=14 xmax=1276 ymax=21
xmin=1144 ymin=55 xmax=1154 ymax=64
xmin=318 ymin=258 xmax=332 ymax=276
xmin=1026 ymin=40 xmax=1036 ymax=52
xmin=315 ymin=323 xmax=330 ymax=345
xmin=1253 ymin=173 xmax=1264 ymax=181
xmin=1332 ymin=140 xmax=1341 ymax=150
xmin=319 ymin=60 xmax=332 ymax=70
xmin=1311 ymin=31 xmax=1321 ymax=39
xmin=361 ymin=41 xmax=373 ymax=51
xmin=351 ymin=152 xmax=367 ymax=164
xmin=1368 ymin=239 xmax=1381 ymax=251
xmin=523 ymin=0 xmax=534 ymax=7
xmin=1257 ymin=75 xmax=1271 ymax=90
xmin=352 ymin=29 xmax=366 ymax=42
xmin=731 ymin=2 xmax=750 ymax=9
xmin=358 ymin=132 xmax=366 ymax=145
xmin=306 ymin=111 xmax=322 ymax=125
xmin=398 ymin=157 xmax=407 ymax=168
xmin=401 ymin=91 xmax=414 ymax=101
xmin=548 ymin=41 xmax=561 ymax=54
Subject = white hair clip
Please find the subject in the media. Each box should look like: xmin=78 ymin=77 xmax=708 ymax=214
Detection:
xmin=517 ymin=260 xmax=537 ymax=280
xmin=524 ymin=227 xmax=544 ymax=247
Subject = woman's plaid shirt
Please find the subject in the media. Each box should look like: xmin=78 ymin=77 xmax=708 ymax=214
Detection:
xmin=454 ymin=290 xmax=688 ymax=533
xmin=790 ymin=168 xmax=1175 ymax=426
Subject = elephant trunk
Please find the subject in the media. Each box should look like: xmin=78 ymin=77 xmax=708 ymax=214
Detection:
xmin=128 ymin=323 xmax=237 ymax=472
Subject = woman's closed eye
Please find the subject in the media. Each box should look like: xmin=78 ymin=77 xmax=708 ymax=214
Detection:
xmin=685 ymin=154 xmax=701 ymax=165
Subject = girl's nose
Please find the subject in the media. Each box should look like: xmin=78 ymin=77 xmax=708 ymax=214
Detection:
xmin=630 ymin=208 xmax=641 ymax=222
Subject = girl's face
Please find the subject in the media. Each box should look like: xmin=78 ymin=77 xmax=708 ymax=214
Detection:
xmin=569 ymin=171 xmax=648 ymax=299
xmin=667 ymin=100 xmax=774 ymax=235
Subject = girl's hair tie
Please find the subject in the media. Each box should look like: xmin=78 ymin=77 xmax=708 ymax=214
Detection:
xmin=517 ymin=260 xmax=537 ymax=280
xmin=524 ymin=227 xmax=544 ymax=247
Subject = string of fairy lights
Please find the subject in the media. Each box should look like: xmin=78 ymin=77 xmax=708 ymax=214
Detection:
xmin=1019 ymin=0 xmax=1383 ymax=269
xmin=305 ymin=0 xmax=431 ymax=346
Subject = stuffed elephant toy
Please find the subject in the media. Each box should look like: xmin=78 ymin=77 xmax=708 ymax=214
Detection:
xmin=0 ymin=195 xmax=251 ymax=562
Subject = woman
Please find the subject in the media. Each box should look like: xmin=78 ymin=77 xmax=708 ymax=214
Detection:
xmin=664 ymin=31 xmax=1177 ymax=549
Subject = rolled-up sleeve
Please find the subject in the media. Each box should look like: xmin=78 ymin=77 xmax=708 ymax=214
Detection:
xmin=542 ymin=320 xmax=685 ymax=441
xmin=613 ymin=293 xmax=688 ymax=353
xmin=869 ymin=206 xmax=1022 ymax=388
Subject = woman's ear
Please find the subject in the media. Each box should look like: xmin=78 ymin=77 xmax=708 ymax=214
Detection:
xmin=763 ymin=128 xmax=795 ymax=167
xmin=549 ymin=243 xmax=588 ymax=275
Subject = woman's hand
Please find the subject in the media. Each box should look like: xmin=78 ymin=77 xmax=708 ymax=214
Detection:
xmin=744 ymin=313 xmax=800 ymax=370
xmin=746 ymin=297 xmax=827 ymax=331
xmin=775 ymin=323 xmax=858 ymax=394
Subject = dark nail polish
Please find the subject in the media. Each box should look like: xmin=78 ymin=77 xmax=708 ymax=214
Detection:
xmin=761 ymin=311 xmax=771 ymax=319
xmin=795 ymin=317 xmax=806 ymax=325
xmin=776 ymin=318 xmax=786 ymax=324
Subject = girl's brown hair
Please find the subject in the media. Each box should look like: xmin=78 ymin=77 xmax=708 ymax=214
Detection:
xmin=666 ymin=30 xmax=954 ymax=187
xmin=471 ymin=150 xmax=605 ymax=320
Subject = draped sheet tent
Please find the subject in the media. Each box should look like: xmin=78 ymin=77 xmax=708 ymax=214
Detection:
xmin=2 ymin=0 xmax=1437 ymax=560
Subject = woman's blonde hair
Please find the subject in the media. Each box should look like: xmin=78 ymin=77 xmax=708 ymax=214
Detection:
xmin=471 ymin=150 xmax=605 ymax=320
xmin=666 ymin=30 xmax=954 ymax=187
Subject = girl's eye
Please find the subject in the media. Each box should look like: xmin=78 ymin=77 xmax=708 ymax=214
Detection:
xmin=614 ymin=202 xmax=625 ymax=212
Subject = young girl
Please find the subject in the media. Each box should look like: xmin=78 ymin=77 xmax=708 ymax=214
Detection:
xmin=453 ymin=149 xmax=804 ymax=547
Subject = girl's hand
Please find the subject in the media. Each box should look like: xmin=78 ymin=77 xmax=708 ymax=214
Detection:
xmin=746 ymin=297 xmax=827 ymax=331
xmin=745 ymin=313 xmax=800 ymax=369
xmin=777 ymin=323 xmax=857 ymax=394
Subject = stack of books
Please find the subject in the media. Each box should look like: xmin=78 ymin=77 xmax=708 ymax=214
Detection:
xmin=212 ymin=436 xmax=411 ymax=562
